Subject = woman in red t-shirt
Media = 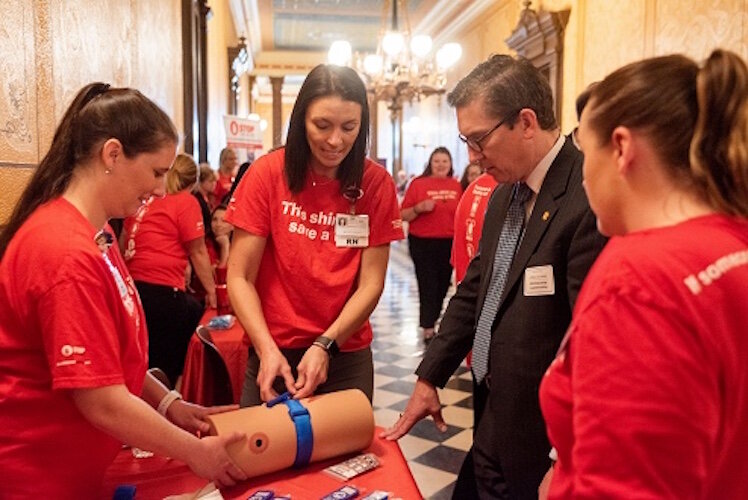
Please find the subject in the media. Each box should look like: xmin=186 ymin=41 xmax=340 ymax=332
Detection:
xmin=226 ymin=64 xmax=403 ymax=407
xmin=539 ymin=50 xmax=748 ymax=499
xmin=401 ymin=147 xmax=463 ymax=340
xmin=0 ymin=83 xmax=245 ymax=497
xmin=459 ymin=161 xmax=481 ymax=192
xmin=123 ymin=154 xmax=216 ymax=386
xmin=189 ymin=203 xmax=233 ymax=304
xmin=195 ymin=162 xmax=217 ymax=222
xmin=213 ymin=147 xmax=238 ymax=206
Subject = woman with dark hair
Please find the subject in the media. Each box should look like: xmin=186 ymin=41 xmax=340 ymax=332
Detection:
xmin=539 ymin=50 xmax=748 ymax=498
xmin=400 ymin=147 xmax=463 ymax=340
xmin=122 ymin=153 xmax=216 ymax=386
xmin=226 ymin=64 xmax=403 ymax=407
xmin=0 ymin=83 xmax=245 ymax=497
xmin=227 ymin=160 xmax=252 ymax=202
xmin=459 ymin=161 xmax=482 ymax=191
xmin=189 ymin=203 xmax=234 ymax=307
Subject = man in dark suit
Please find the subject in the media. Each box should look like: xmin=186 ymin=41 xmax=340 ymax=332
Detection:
xmin=382 ymin=55 xmax=606 ymax=499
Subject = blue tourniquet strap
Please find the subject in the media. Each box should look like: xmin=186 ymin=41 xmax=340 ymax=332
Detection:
xmin=266 ymin=392 xmax=313 ymax=468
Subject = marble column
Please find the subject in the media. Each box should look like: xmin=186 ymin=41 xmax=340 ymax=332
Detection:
xmin=270 ymin=76 xmax=284 ymax=147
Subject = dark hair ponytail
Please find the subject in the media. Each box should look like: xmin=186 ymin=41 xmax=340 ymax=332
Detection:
xmin=586 ymin=50 xmax=748 ymax=217
xmin=690 ymin=49 xmax=748 ymax=217
xmin=0 ymin=82 xmax=177 ymax=260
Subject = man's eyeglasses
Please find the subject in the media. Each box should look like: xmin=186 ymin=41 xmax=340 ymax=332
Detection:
xmin=459 ymin=110 xmax=520 ymax=152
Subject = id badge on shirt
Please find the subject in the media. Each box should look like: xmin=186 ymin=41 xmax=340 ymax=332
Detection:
xmin=335 ymin=213 xmax=370 ymax=247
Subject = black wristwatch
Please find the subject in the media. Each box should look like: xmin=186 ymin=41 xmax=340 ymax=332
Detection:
xmin=313 ymin=336 xmax=340 ymax=358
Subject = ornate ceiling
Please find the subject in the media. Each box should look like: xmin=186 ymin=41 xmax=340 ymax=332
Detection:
xmin=229 ymin=0 xmax=469 ymax=75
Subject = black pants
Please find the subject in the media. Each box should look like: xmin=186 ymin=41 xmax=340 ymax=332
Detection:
xmin=452 ymin=376 xmax=493 ymax=499
xmin=407 ymin=234 xmax=453 ymax=329
xmin=135 ymin=281 xmax=203 ymax=386
xmin=240 ymin=346 xmax=373 ymax=407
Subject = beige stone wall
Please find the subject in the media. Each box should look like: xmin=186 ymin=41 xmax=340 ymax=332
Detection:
xmin=402 ymin=0 xmax=747 ymax=178
xmin=546 ymin=0 xmax=747 ymax=131
xmin=0 ymin=0 xmax=183 ymax=224
xmin=254 ymin=100 xmax=294 ymax=152
xmin=206 ymin=0 xmax=237 ymax=169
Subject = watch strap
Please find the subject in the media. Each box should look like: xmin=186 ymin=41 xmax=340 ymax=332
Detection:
xmin=313 ymin=336 xmax=339 ymax=357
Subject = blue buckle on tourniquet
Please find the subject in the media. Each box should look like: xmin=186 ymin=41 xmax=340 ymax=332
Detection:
xmin=266 ymin=392 xmax=313 ymax=468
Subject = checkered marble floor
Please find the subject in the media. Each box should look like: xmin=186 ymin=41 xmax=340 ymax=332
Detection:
xmin=370 ymin=240 xmax=473 ymax=499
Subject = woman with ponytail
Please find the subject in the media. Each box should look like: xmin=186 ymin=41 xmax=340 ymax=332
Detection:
xmin=0 ymin=83 xmax=246 ymax=497
xmin=122 ymin=153 xmax=216 ymax=386
xmin=539 ymin=50 xmax=748 ymax=498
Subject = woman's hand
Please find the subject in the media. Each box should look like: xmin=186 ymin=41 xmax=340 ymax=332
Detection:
xmin=294 ymin=346 xmax=330 ymax=400
xmin=166 ymin=400 xmax=238 ymax=435
xmin=186 ymin=433 xmax=248 ymax=488
xmin=215 ymin=234 xmax=231 ymax=268
xmin=257 ymin=348 xmax=296 ymax=402
xmin=538 ymin=465 xmax=554 ymax=500
xmin=415 ymin=199 xmax=435 ymax=214
xmin=205 ymin=289 xmax=217 ymax=309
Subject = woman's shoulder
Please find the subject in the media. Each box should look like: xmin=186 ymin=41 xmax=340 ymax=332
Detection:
xmin=6 ymin=200 xmax=105 ymax=286
xmin=445 ymin=176 xmax=462 ymax=189
xmin=363 ymin=157 xmax=390 ymax=177
xmin=362 ymin=159 xmax=397 ymax=188
xmin=244 ymin=148 xmax=286 ymax=181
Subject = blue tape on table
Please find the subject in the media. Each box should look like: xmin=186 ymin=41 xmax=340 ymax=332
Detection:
xmin=113 ymin=484 xmax=136 ymax=500
xmin=266 ymin=392 xmax=314 ymax=468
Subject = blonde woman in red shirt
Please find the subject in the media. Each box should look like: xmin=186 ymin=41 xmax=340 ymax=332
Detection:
xmin=214 ymin=147 xmax=239 ymax=205
xmin=401 ymin=147 xmax=463 ymax=340
xmin=123 ymin=154 xmax=216 ymax=386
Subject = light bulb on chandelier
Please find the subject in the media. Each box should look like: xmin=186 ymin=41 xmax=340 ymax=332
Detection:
xmin=327 ymin=0 xmax=461 ymax=110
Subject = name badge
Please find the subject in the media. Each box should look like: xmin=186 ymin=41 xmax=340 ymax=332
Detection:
xmin=524 ymin=265 xmax=555 ymax=296
xmin=335 ymin=213 xmax=370 ymax=248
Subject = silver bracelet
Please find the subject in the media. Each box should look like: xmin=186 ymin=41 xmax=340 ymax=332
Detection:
xmin=157 ymin=390 xmax=182 ymax=417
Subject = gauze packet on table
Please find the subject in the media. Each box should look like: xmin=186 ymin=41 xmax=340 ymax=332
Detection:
xmin=207 ymin=314 xmax=235 ymax=330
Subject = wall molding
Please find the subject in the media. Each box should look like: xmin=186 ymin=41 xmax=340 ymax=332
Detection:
xmin=0 ymin=162 xmax=36 ymax=168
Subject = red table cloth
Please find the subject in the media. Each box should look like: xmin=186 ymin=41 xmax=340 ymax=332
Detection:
xmin=181 ymin=310 xmax=248 ymax=405
xmin=103 ymin=428 xmax=422 ymax=499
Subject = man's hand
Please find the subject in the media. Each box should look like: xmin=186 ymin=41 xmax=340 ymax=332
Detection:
xmin=380 ymin=378 xmax=447 ymax=440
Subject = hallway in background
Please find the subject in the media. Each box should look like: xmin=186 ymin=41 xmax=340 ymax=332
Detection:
xmin=370 ymin=240 xmax=472 ymax=499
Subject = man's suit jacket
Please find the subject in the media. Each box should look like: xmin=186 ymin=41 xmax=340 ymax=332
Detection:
xmin=416 ymin=138 xmax=606 ymax=498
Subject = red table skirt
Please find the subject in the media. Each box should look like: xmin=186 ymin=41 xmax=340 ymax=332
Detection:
xmin=102 ymin=428 xmax=422 ymax=499
xmin=181 ymin=310 xmax=248 ymax=405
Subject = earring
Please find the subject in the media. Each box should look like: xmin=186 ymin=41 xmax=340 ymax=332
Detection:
xmin=105 ymin=169 xmax=112 ymax=175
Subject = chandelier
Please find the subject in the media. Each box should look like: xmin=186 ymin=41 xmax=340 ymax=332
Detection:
xmin=328 ymin=0 xmax=462 ymax=113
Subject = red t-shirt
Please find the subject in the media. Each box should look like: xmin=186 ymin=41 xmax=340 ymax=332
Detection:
xmin=402 ymin=175 xmax=462 ymax=238
xmin=0 ymin=198 xmax=148 ymax=498
xmin=226 ymin=149 xmax=404 ymax=350
xmin=213 ymin=172 xmax=233 ymax=206
xmin=540 ymin=214 xmax=748 ymax=499
xmin=123 ymin=190 xmax=205 ymax=290
xmin=451 ymin=173 xmax=498 ymax=283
